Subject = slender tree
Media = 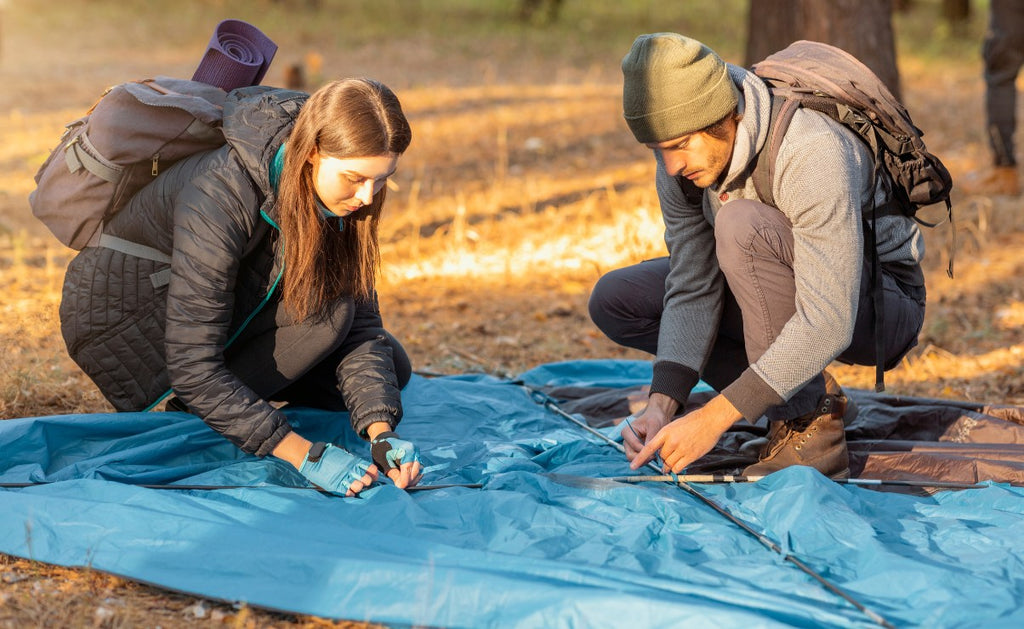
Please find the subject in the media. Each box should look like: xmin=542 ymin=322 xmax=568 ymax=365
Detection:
xmin=942 ymin=0 xmax=970 ymax=23
xmin=941 ymin=0 xmax=971 ymax=36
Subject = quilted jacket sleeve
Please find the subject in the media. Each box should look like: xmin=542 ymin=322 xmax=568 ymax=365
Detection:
xmin=336 ymin=293 xmax=404 ymax=438
xmin=164 ymin=163 xmax=292 ymax=457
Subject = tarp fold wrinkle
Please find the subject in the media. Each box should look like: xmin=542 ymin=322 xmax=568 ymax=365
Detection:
xmin=2 ymin=360 xmax=1023 ymax=628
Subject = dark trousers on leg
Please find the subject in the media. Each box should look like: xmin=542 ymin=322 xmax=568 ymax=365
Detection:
xmin=223 ymin=297 xmax=411 ymax=411
xmin=588 ymin=200 xmax=925 ymax=421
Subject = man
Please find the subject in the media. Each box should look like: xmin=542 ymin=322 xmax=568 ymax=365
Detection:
xmin=588 ymin=33 xmax=927 ymax=478
xmin=962 ymin=0 xmax=1023 ymax=196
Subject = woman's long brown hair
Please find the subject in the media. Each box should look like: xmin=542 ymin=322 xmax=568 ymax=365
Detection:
xmin=275 ymin=78 xmax=412 ymax=321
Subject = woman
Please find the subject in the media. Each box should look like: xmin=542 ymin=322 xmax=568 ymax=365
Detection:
xmin=59 ymin=78 xmax=420 ymax=496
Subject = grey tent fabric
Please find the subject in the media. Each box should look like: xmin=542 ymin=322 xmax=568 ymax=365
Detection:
xmin=551 ymin=385 xmax=1024 ymax=488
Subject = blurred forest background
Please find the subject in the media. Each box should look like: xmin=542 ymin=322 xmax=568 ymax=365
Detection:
xmin=1 ymin=0 xmax=1022 ymax=626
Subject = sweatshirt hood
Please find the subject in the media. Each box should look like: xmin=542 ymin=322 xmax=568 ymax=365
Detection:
xmin=721 ymin=64 xmax=771 ymax=188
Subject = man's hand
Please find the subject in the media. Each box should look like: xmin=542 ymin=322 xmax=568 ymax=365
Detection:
xmin=631 ymin=394 xmax=742 ymax=473
xmin=621 ymin=392 xmax=680 ymax=462
xmin=622 ymin=412 xmax=669 ymax=461
xmin=370 ymin=431 xmax=422 ymax=489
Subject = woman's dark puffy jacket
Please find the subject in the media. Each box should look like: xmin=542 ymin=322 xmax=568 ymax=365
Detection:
xmin=59 ymin=87 xmax=403 ymax=457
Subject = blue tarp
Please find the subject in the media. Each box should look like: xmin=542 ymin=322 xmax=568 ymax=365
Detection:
xmin=1 ymin=360 xmax=1023 ymax=628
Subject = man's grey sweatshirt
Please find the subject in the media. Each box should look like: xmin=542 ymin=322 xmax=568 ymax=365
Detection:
xmin=650 ymin=64 xmax=925 ymax=422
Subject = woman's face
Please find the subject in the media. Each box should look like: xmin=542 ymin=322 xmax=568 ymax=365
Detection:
xmin=308 ymin=151 xmax=398 ymax=216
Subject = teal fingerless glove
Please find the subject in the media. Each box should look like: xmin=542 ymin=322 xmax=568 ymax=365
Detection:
xmin=370 ymin=431 xmax=421 ymax=473
xmin=298 ymin=443 xmax=372 ymax=494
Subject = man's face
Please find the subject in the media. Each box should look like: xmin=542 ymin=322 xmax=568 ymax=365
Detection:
xmin=646 ymin=117 xmax=738 ymax=189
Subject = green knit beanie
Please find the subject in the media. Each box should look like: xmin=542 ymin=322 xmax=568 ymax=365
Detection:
xmin=621 ymin=33 xmax=739 ymax=144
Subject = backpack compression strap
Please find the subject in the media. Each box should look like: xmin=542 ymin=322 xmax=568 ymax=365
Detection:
xmin=97 ymin=233 xmax=172 ymax=288
xmin=750 ymin=94 xmax=798 ymax=208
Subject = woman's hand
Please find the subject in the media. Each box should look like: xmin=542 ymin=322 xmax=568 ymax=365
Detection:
xmin=369 ymin=430 xmax=422 ymax=489
xmin=274 ymin=433 xmax=378 ymax=496
xmin=298 ymin=443 xmax=380 ymax=497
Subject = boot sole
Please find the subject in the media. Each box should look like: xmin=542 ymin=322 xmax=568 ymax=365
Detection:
xmin=829 ymin=467 xmax=851 ymax=480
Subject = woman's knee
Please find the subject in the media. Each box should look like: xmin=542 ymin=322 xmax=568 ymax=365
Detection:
xmin=385 ymin=332 xmax=412 ymax=389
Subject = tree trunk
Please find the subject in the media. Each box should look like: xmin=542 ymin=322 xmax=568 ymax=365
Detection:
xmin=942 ymin=0 xmax=971 ymax=36
xmin=745 ymin=0 xmax=902 ymax=99
xmin=942 ymin=0 xmax=970 ymax=23
xmin=744 ymin=0 xmax=802 ymax=67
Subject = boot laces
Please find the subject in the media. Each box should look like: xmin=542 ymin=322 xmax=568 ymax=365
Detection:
xmin=762 ymin=396 xmax=838 ymax=457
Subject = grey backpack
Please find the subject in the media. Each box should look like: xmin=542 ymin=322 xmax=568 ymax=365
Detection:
xmin=29 ymin=77 xmax=227 ymax=249
xmin=750 ymin=41 xmax=954 ymax=240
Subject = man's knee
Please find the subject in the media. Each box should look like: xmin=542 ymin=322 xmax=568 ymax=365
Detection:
xmin=715 ymin=200 xmax=792 ymax=274
xmin=588 ymin=270 xmax=631 ymax=340
xmin=588 ymin=261 xmax=668 ymax=353
xmin=715 ymin=200 xmax=760 ymax=269
xmin=588 ymin=263 xmax=664 ymax=336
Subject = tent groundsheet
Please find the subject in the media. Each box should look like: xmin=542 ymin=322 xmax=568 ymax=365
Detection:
xmin=1 ymin=360 xmax=1023 ymax=628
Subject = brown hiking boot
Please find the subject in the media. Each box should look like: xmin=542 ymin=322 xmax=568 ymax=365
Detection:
xmin=960 ymin=166 xmax=1019 ymax=196
xmin=743 ymin=393 xmax=851 ymax=479
xmin=824 ymin=370 xmax=859 ymax=426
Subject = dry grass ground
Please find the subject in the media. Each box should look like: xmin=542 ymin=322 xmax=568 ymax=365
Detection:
xmin=1 ymin=0 xmax=1022 ymax=626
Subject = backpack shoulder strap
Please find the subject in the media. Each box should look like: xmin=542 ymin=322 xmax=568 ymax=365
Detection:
xmin=751 ymin=93 xmax=800 ymax=208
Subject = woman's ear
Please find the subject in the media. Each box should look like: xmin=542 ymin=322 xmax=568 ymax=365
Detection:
xmin=307 ymin=146 xmax=319 ymax=166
